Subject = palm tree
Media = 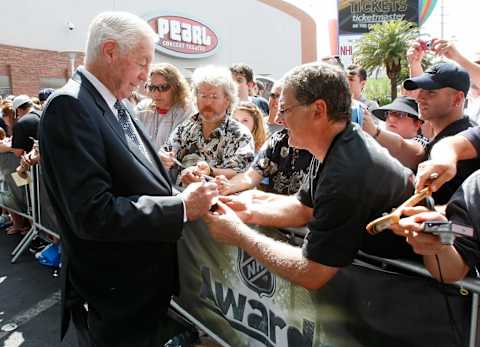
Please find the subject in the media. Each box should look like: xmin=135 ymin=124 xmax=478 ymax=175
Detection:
xmin=354 ymin=20 xmax=418 ymax=100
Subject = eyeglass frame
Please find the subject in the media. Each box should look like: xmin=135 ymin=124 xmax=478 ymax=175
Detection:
xmin=146 ymin=83 xmax=172 ymax=93
xmin=385 ymin=110 xmax=419 ymax=121
xmin=196 ymin=92 xmax=225 ymax=101
xmin=278 ymin=103 xmax=306 ymax=116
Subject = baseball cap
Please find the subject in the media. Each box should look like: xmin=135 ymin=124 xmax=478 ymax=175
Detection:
xmin=12 ymin=95 xmax=32 ymax=112
xmin=403 ymin=62 xmax=470 ymax=96
xmin=38 ymin=88 xmax=55 ymax=102
xmin=372 ymin=96 xmax=419 ymax=121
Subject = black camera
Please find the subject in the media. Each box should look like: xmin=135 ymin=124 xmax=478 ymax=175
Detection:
xmin=422 ymin=221 xmax=455 ymax=245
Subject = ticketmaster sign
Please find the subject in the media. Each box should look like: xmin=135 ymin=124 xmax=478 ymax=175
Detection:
xmin=338 ymin=0 xmax=419 ymax=35
xmin=146 ymin=14 xmax=219 ymax=59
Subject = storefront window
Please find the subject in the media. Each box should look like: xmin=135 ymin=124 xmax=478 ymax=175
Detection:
xmin=0 ymin=75 xmax=11 ymax=97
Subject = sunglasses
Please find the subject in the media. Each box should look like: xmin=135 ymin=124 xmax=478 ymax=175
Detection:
xmin=146 ymin=83 xmax=171 ymax=93
xmin=269 ymin=93 xmax=280 ymax=99
xmin=385 ymin=111 xmax=421 ymax=122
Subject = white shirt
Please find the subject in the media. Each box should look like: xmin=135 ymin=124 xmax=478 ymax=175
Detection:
xmin=78 ymin=66 xmax=153 ymax=162
xmin=78 ymin=66 xmax=117 ymax=117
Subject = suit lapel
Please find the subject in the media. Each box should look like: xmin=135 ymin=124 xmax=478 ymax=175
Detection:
xmin=73 ymin=71 xmax=172 ymax=191
xmin=128 ymin=110 xmax=173 ymax=183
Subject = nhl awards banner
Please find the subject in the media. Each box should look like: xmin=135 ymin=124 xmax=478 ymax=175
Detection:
xmin=176 ymin=221 xmax=471 ymax=347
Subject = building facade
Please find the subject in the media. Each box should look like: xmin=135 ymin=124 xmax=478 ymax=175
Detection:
xmin=0 ymin=0 xmax=316 ymax=96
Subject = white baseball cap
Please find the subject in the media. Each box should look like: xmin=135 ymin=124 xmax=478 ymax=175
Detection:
xmin=12 ymin=95 xmax=32 ymax=112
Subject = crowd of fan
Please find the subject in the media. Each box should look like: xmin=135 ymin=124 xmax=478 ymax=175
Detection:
xmin=1 ymin=37 xmax=480 ymax=285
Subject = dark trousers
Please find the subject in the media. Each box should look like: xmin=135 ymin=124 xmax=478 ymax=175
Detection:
xmin=71 ymin=304 xmax=93 ymax=347
xmin=70 ymin=301 xmax=185 ymax=347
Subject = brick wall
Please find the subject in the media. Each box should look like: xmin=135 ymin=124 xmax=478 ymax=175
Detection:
xmin=0 ymin=44 xmax=84 ymax=97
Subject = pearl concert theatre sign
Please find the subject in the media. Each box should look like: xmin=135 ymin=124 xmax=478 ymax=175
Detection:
xmin=147 ymin=15 xmax=219 ymax=58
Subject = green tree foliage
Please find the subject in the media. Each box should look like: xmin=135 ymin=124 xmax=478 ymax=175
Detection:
xmin=364 ymin=78 xmax=391 ymax=106
xmin=354 ymin=20 xmax=418 ymax=101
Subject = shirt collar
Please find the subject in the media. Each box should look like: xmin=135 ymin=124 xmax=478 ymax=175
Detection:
xmin=78 ymin=66 xmax=118 ymax=117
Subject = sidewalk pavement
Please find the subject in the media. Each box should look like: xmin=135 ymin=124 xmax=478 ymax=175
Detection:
xmin=0 ymin=231 xmax=76 ymax=346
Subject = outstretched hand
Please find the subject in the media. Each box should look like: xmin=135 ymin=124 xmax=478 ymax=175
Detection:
xmin=203 ymin=200 xmax=245 ymax=245
xmin=390 ymin=208 xmax=449 ymax=256
xmin=415 ymin=160 xmax=456 ymax=193
xmin=181 ymin=181 xmax=218 ymax=221
xmin=217 ymin=195 xmax=254 ymax=224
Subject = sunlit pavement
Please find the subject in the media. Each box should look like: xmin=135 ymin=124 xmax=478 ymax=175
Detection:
xmin=0 ymin=232 xmax=76 ymax=347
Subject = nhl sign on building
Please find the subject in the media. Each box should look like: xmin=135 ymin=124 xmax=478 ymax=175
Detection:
xmin=146 ymin=14 xmax=219 ymax=59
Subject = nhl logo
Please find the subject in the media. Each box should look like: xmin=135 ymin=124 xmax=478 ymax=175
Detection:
xmin=237 ymin=248 xmax=276 ymax=297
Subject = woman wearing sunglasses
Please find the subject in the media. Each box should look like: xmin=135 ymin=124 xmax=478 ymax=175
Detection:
xmin=363 ymin=96 xmax=429 ymax=170
xmin=136 ymin=63 xmax=194 ymax=151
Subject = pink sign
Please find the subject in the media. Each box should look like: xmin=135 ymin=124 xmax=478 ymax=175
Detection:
xmin=147 ymin=15 xmax=219 ymax=58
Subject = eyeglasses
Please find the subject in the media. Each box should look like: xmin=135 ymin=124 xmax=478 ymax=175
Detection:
xmin=269 ymin=93 xmax=280 ymax=99
xmin=278 ymin=103 xmax=305 ymax=116
xmin=147 ymin=83 xmax=171 ymax=93
xmin=197 ymin=93 xmax=224 ymax=101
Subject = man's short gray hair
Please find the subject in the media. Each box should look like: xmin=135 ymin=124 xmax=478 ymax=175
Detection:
xmin=283 ymin=62 xmax=352 ymax=122
xmin=191 ymin=65 xmax=238 ymax=113
xmin=85 ymin=12 xmax=158 ymax=64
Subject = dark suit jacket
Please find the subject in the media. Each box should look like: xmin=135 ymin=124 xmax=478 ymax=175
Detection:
xmin=39 ymin=70 xmax=185 ymax=345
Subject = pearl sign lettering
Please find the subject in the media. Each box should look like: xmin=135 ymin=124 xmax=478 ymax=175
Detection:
xmin=147 ymin=15 xmax=219 ymax=59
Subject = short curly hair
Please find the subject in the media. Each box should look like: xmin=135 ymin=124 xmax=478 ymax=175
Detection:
xmin=230 ymin=63 xmax=254 ymax=83
xmin=191 ymin=65 xmax=238 ymax=113
xmin=283 ymin=62 xmax=352 ymax=122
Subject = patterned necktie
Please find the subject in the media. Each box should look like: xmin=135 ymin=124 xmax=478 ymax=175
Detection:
xmin=114 ymin=100 xmax=150 ymax=161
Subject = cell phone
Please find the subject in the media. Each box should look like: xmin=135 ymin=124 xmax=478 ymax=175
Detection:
xmin=420 ymin=39 xmax=433 ymax=51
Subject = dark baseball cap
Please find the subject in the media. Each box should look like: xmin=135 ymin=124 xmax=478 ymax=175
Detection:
xmin=403 ymin=62 xmax=470 ymax=96
xmin=38 ymin=88 xmax=55 ymax=102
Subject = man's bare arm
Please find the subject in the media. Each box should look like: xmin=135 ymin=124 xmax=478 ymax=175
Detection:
xmin=216 ymin=168 xmax=263 ymax=195
xmin=394 ymin=210 xmax=470 ymax=282
xmin=416 ymin=135 xmax=477 ymax=192
xmin=225 ymin=191 xmax=313 ymax=228
xmin=205 ymin=202 xmax=337 ymax=289
xmin=434 ymin=39 xmax=480 ymax=87
xmin=363 ymin=112 xmax=425 ymax=170
xmin=253 ymin=196 xmax=312 ymax=227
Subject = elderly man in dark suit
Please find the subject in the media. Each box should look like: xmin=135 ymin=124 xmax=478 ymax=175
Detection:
xmin=39 ymin=12 xmax=218 ymax=347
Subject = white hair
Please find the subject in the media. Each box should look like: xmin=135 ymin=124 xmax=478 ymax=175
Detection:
xmin=85 ymin=11 xmax=158 ymax=64
xmin=191 ymin=65 xmax=239 ymax=113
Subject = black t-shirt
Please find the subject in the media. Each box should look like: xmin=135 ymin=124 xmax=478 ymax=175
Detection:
xmin=425 ymin=116 xmax=479 ymax=205
xmin=297 ymin=123 xmax=417 ymax=267
xmin=461 ymin=125 xmax=480 ymax=155
xmin=446 ymin=170 xmax=480 ymax=269
xmin=12 ymin=110 xmax=41 ymax=152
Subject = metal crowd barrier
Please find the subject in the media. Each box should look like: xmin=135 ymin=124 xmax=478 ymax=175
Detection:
xmin=0 ymin=163 xmax=59 ymax=263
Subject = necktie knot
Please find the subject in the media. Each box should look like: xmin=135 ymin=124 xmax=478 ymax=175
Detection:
xmin=114 ymin=100 xmax=127 ymax=113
